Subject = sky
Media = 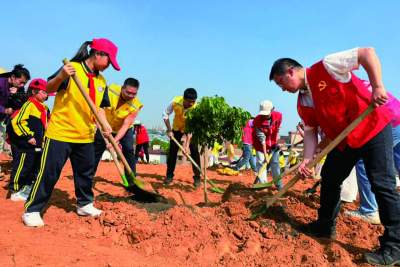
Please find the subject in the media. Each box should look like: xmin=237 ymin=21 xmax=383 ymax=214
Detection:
xmin=2 ymin=0 xmax=400 ymax=135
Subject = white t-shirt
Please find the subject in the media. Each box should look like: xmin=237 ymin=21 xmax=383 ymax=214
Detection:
xmin=322 ymin=47 xmax=359 ymax=83
xmin=162 ymin=101 xmax=174 ymax=120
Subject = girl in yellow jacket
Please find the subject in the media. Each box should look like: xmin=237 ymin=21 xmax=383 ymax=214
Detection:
xmin=23 ymin=38 xmax=119 ymax=227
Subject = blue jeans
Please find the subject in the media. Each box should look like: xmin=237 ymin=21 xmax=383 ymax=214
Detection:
xmin=357 ymin=125 xmax=400 ymax=215
xmin=234 ymin=144 xmax=256 ymax=171
xmin=356 ymin=160 xmax=378 ymax=214
xmin=395 ymin=142 xmax=400 ymax=175
xmin=256 ymin=149 xmax=283 ymax=189
xmin=393 ymin=125 xmax=400 ymax=174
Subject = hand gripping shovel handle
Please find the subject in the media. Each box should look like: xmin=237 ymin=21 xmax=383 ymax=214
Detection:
xmin=259 ymin=153 xmax=273 ymax=176
xmin=252 ymin=130 xmax=299 ymax=189
xmin=265 ymin=104 xmax=375 ymax=208
xmin=62 ymin=59 xmax=144 ymax=190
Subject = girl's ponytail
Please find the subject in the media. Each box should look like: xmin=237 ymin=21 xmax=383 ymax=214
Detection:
xmin=70 ymin=41 xmax=93 ymax=62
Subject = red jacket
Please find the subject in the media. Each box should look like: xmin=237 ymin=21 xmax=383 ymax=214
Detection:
xmin=298 ymin=61 xmax=392 ymax=150
xmin=135 ymin=125 xmax=149 ymax=145
xmin=242 ymin=119 xmax=254 ymax=145
xmin=252 ymin=111 xmax=282 ymax=152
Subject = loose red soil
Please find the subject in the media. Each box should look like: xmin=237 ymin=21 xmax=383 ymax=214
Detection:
xmin=0 ymin=156 xmax=382 ymax=266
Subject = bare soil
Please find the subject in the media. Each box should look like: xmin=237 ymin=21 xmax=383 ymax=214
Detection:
xmin=0 ymin=155 xmax=382 ymax=266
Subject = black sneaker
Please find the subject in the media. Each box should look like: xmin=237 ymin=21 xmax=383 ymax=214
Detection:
xmin=364 ymin=246 xmax=400 ymax=266
xmin=164 ymin=176 xmax=173 ymax=185
xmin=301 ymin=220 xmax=336 ymax=240
xmin=193 ymin=179 xmax=201 ymax=189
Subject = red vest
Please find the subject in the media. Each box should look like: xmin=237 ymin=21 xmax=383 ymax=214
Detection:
xmin=252 ymin=111 xmax=282 ymax=152
xmin=135 ymin=125 xmax=149 ymax=145
xmin=298 ymin=61 xmax=392 ymax=149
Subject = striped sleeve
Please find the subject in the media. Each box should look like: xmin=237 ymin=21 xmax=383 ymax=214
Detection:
xmin=11 ymin=102 xmax=34 ymax=137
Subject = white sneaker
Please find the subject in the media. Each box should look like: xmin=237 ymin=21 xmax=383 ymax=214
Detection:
xmin=22 ymin=212 xmax=44 ymax=227
xmin=10 ymin=185 xmax=32 ymax=202
xmin=344 ymin=210 xmax=381 ymax=225
xmin=10 ymin=191 xmax=28 ymax=202
xmin=77 ymin=203 xmax=102 ymax=217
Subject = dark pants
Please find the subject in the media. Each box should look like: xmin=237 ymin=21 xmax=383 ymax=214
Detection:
xmin=166 ymin=131 xmax=201 ymax=181
xmin=9 ymin=145 xmax=41 ymax=192
xmin=93 ymin=128 xmax=136 ymax=175
xmin=319 ymin=124 xmax=400 ymax=249
xmin=135 ymin=142 xmax=149 ymax=163
xmin=25 ymin=138 xmax=95 ymax=212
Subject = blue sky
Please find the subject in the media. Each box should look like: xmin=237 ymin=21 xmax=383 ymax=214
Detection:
xmin=2 ymin=0 xmax=399 ymax=135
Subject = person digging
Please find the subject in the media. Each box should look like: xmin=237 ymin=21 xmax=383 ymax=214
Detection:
xmin=269 ymin=47 xmax=400 ymax=266
xmin=163 ymin=88 xmax=201 ymax=188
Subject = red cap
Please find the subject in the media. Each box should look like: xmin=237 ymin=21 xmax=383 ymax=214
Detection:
xmin=90 ymin=38 xmax=121 ymax=71
xmin=28 ymin=78 xmax=47 ymax=91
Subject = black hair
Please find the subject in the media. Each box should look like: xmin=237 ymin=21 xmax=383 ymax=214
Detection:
xmin=70 ymin=41 xmax=97 ymax=62
xmin=123 ymin=77 xmax=140 ymax=88
xmin=28 ymin=89 xmax=39 ymax=97
xmin=10 ymin=64 xmax=30 ymax=80
xmin=183 ymin=88 xmax=197 ymax=100
xmin=269 ymin=58 xmax=303 ymax=81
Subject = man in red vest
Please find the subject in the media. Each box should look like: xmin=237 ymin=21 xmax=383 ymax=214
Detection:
xmin=252 ymin=100 xmax=283 ymax=189
xmin=269 ymin=47 xmax=400 ymax=266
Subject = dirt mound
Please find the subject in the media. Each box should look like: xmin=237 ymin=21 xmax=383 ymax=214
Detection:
xmin=0 ymin=161 xmax=382 ymax=266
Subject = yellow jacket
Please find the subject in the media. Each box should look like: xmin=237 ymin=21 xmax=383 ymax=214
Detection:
xmin=105 ymin=84 xmax=143 ymax=133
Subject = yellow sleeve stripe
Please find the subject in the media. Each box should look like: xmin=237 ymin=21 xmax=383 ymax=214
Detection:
xmin=15 ymin=102 xmax=32 ymax=136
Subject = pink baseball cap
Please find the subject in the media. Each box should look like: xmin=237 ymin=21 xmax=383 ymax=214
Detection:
xmin=90 ymin=38 xmax=121 ymax=71
xmin=28 ymin=78 xmax=47 ymax=91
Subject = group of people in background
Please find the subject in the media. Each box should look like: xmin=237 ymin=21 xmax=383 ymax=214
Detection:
xmin=1 ymin=38 xmax=400 ymax=265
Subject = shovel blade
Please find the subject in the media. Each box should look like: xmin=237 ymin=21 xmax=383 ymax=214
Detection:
xmin=123 ymin=173 xmax=168 ymax=203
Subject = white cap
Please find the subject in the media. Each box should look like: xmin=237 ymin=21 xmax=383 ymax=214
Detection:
xmin=258 ymin=100 xmax=273 ymax=116
xmin=134 ymin=120 xmax=141 ymax=125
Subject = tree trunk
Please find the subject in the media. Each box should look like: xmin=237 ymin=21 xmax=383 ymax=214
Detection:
xmin=202 ymin=147 xmax=208 ymax=203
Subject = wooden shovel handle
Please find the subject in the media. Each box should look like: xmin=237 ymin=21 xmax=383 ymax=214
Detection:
xmin=62 ymin=59 xmax=134 ymax=176
xmin=170 ymin=135 xmax=202 ymax=173
xmin=265 ymin=104 xmax=375 ymax=208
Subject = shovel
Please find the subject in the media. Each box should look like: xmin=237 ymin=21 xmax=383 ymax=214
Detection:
xmin=170 ymin=135 xmax=224 ymax=193
xmin=252 ymin=104 xmax=374 ymax=216
xmin=252 ymin=128 xmax=300 ymax=189
xmin=304 ymin=180 xmax=321 ymax=196
xmin=95 ymin=122 xmax=130 ymax=187
xmin=63 ymin=59 xmax=165 ymax=202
